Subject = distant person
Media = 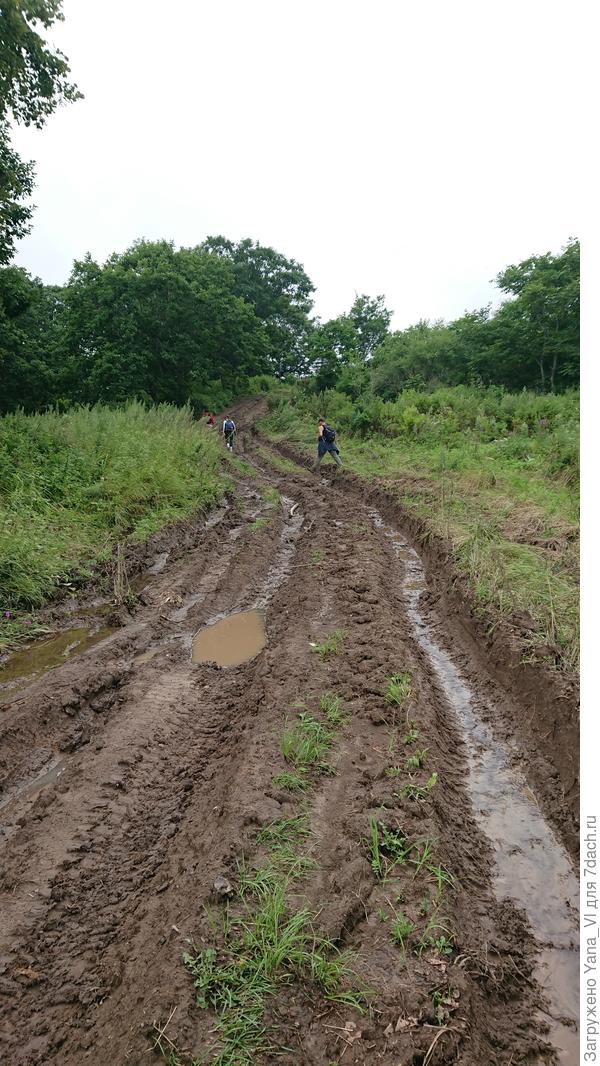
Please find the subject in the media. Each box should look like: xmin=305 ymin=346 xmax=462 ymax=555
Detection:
xmin=313 ymin=418 xmax=342 ymax=471
xmin=207 ymin=412 xmax=215 ymax=427
xmin=223 ymin=416 xmax=236 ymax=450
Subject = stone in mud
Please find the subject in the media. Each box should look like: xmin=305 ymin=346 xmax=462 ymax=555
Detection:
xmin=213 ymin=876 xmax=234 ymax=899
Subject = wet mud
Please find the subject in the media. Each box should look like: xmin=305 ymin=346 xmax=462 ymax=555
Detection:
xmin=0 ymin=398 xmax=579 ymax=1066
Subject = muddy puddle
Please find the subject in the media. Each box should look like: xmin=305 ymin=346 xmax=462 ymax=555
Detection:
xmin=370 ymin=509 xmax=579 ymax=1064
xmin=0 ymin=626 xmax=114 ymax=705
xmin=192 ymin=609 xmax=266 ymax=667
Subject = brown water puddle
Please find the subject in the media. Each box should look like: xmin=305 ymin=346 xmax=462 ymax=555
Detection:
xmin=192 ymin=609 xmax=266 ymax=667
xmin=369 ymin=509 xmax=579 ymax=1064
xmin=0 ymin=625 xmax=114 ymax=705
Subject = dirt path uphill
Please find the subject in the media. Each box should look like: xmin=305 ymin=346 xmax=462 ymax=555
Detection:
xmin=0 ymin=398 xmax=578 ymax=1066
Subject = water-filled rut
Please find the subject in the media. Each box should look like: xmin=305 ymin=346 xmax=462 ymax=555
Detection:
xmin=370 ymin=508 xmax=579 ymax=1064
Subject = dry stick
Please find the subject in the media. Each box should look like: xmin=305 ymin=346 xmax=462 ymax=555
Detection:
xmin=147 ymin=1005 xmax=178 ymax=1055
xmin=423 ymin=1024 xmax=461 ymax=1066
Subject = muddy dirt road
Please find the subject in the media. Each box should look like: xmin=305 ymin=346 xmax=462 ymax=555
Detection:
xmin=0 ymin=399 xmax=579 ymax=1065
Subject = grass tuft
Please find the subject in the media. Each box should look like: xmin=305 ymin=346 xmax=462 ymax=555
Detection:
xmin=311 ymin=629 xmax=347 ymax=659
xmin=281 ymin=713 xmax=334 ymax=773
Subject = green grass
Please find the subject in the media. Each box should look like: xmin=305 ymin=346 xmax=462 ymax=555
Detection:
xmin=281 ymin=713 xmax=334 ymax=773
xmin=384 ymin=672 xmax=412 ymax=706
xmin=272 ymin=770 xmax=310 ymax=793
xmin=256 ymin=446 xmax=304 ymax=474
xmin=248 ymin=517 xmax=269 ymax=533
xmin=260 ymin=383 xmax=579 ymax=672
xmin=390 ymin=912 xmax=415 ymax=952
xmin=403 ymin=724 xmax=419 ymax=745
xmin=311 ymin=628 xmax=347 ymax=659
xmin=257 ymin=814 xmax=311 ymax=856
xmin=319 ymin=691 xmax=348 ymax=725
xmin=0 ymin=402 xmax=225 ymax=644
xmin=405 ymin=748 xmax=428 ymax=770
xmin=396 ymin=771 xmax=438 ymax=801
xmin=183 ymin=872 xmax=364 ymax=1064
xmin=260 ymin=485 xmax=280 ymax=506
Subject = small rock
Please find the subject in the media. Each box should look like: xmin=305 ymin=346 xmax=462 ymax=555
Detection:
xmin=213 ymin=876 xmax=234 ymax=899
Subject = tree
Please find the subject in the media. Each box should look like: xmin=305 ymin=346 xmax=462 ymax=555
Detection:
xmin=0 ymin=0 xmax=81 ymax=264
xmin=59 ymin=241 xmax=269 ymax=408
xmin=494 ymin=239 xmax=579 ymax=391
xmin=202 ymin=236 xmax=315 ymax=377
xmin=349 ymin=294 xmax=392 ymax=362
xmin=0 ymin=264 xmax=60 ymax=410
xmin=306 ymin=316 xmax=359 ymax=392
xmin=371 ymin=320 xmax=459 ymax=398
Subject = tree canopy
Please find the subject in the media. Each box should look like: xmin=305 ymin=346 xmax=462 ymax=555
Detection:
xmin=0 ymin=0 xmax=81 ymax=264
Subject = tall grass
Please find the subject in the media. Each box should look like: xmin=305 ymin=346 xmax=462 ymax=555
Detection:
xmin=0 ymin=402 xmax=224 ymax=615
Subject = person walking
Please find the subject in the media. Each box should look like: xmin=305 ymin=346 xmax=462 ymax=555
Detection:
xmin=313 ymin=418 xmax=342 ymax=471
xmin=222 ymin=416 xmax=236 ymax=450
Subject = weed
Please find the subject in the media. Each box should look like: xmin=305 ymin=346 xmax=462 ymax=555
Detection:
xmin=248 ymin=517 xmax=268 ymax=533
xmin=257 ymin=814 xmax=310 ymax=856
xmin=260 ymin=486 xmax=280 ymax=506
xmin=390 ymin=912 xmax=415 ymax=952
xmin=385 ymin=766 xmax=403 ymax=778
xmin=431 ymin=985 xmax=459 ymax=1024
xmin=281 ymin=713 xmax=333 ymax=773
xmin=184 ymin=869 xmax=365 ymax=1063
xmin=310 ymin=547 xmax=324 ymax=564
xmin=384 ymin=672 xmax=412 ymax=706
xmin=405 ymin=748 xmax=428 ymax=770
xmin=417 ymin=916 xmax=455 ymax=957
xmin=311 ymin=629 xmax=346 ymax=659
xmin=367 ymin=819 xmax=411 ymax=879
xmin=403 ymin=724 xmax=419 ymax=745
xmin=396 ymin=771 xmax=437 ymax=801
xmin=319 ymin=691 xmax=348 ymax=725
xmin=272 ymin=770 xmax=310 ymax=793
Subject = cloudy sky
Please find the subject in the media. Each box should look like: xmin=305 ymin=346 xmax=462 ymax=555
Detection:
xmin=12 ymin=0 xmax=582 ymax=329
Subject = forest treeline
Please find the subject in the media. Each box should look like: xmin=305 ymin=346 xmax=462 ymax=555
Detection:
xmin=0 ymin=236 xmax=579 ymax=415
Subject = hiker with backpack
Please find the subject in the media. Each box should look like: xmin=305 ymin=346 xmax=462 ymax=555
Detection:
xmin=222 ymin=416 xmax=236 ymax=450
xmin=314 ymin=418 xmax=342 ymax=470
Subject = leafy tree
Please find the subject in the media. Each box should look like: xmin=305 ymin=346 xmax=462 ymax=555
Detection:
xmin=307 ymin=315 xmax=359 ymax=392
xmin=0 ymin=265 xmax=58 ymax=409
xmin=0 ymin=0 xmax=81 ymax=264
xmin=59 ymin=241 xmax=269 ymax=408
xmin=493 ymin=239 xmax=579 ymax=391
xmin=349 ymin=293 xmax=392 ymax=362
xmin=371 ymin=320 xmax=459 ymax=397
xmin=202 ymin=236 xmax=315 ymax=377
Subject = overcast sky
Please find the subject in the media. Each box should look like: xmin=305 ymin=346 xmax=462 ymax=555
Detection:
xmin=11 ymin=0 xmax=582 ymax=329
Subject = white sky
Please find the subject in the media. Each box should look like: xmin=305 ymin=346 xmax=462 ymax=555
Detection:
xmin=11 ymin=0 xmax=584 ymax=329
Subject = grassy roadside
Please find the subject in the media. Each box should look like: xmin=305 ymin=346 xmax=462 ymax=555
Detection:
xmin=0 ymin=402 xmax=226 ymax=647
xmin=259 ymin=384 xmax=579 ymax=672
